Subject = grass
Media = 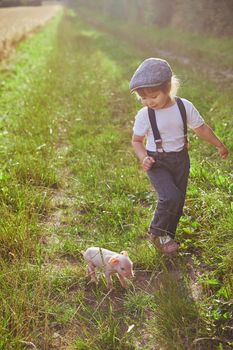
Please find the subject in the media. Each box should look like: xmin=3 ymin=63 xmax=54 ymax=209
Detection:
xmin=0 ymin=7 xmax=232 ymax=350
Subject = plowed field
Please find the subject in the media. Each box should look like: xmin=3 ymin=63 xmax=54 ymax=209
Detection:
xmin=0 ymin=5 xmax=61 ymax=59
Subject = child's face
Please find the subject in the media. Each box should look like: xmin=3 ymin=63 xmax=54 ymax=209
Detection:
xmin=139 ymin=89 xmax=170 ymax=109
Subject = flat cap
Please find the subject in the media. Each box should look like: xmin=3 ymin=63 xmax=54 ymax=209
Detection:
xmin=129 ymin=58 xmax=172 ymax=93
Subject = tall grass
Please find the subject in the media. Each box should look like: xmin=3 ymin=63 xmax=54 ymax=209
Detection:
xmin=0 ymin=11 xmax=65 ymax=349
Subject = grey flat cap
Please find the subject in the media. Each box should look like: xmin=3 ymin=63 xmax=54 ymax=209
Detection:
xmin=129 ymin=58 xmax=172 ymax=92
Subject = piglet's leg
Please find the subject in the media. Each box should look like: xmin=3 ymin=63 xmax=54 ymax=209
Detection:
xmin=117 ymin=274 xmax=127 ymax=288
xmin=105 ymin=271 xmax=113 ymax=290
xmin=87 ymin=263 xmax=97 ymax=283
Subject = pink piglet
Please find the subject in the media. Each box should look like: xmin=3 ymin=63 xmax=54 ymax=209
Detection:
xmin=82 ymin=247 xmax=134 ymax=289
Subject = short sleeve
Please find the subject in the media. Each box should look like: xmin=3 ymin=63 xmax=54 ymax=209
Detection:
xmin=184 ymin=99 xmax=205 ymax=129
xmin=132 ymin=109 xmax=149 ymax=136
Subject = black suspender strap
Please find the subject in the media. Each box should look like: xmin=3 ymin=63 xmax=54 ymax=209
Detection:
xmin=147 ymin=96 xmax=188 ymax=152
xmin=175 ymin=97 xmax=188 ymax=148
xmin=148 ymin=107 xmax=163 ymax=152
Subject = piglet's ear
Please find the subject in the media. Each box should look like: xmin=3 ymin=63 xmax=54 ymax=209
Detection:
xmin=120 ymin=251 xmax=128 ymax=256
xmin=109 ymin=257 xmax=120 ymax=265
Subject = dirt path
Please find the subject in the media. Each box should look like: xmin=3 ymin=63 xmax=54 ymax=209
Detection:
xmin=0 ymin=5 xmax=62 ymax=59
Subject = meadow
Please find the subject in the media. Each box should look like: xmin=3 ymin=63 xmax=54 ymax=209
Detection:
xmin=0 ymin=8 xmax=232 ymax=350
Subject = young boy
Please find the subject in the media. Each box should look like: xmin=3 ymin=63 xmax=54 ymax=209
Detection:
xmin=130 ymin=58 xmax=229 ymax=254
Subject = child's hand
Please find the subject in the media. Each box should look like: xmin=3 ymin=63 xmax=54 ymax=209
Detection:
xmin=142 ymin=156 xmax=155 ymax=171
xmin=217 ymin=145 xmax=229 ymax=159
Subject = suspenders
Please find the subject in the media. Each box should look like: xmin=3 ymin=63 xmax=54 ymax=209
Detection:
xmin=148 ymin=96 xmax=188 ymax=153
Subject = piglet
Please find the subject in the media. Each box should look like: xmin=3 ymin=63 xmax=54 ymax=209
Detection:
xmin=82 ymin=247 xmax=134 ymax=289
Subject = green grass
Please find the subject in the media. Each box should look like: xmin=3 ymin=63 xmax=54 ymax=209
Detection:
xmin=0 ymin=7 xmax=232 ymax=350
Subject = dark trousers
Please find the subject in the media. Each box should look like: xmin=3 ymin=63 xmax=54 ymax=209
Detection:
xmin=146 ymin=148 xmax=190 ymax=239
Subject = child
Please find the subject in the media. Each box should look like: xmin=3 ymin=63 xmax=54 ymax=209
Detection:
xmin=130 ymin=58 xmax=229 ymax=254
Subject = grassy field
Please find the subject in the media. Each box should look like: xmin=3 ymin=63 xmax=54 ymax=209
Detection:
xmin=0 ymin=8 xmax=232 ymax=350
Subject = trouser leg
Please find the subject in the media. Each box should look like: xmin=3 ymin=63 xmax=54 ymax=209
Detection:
xmin=166 ymin=194 xmax=185 ymax=239
xmin=146 ymin=151 xmax=190 ymax=239
xmin=147 ymin=166 xmax=185 ymax=238
xmin=166 ymin=154 xmax=190 ymax=238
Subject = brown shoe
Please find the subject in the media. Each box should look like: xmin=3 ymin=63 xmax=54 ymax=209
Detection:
xmin=150 ymin=235 xmax=179 ymax=254
xmin=161 ymin=239 xmax=179 ymax=254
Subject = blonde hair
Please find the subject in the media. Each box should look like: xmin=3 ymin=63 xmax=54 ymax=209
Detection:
xmin=134 ymin=75 xmax=180 ymax=100
xmin=170 ymin=75 xmax=180 ymax=98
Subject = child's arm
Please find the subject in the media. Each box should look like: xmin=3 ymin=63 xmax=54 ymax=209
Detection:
xmin=193 ymin=123 xmax=229 ymax=159
xmin=132 ymin=134 xmax=155 ymax=171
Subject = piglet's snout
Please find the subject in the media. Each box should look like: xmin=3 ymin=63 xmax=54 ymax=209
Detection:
xmin=120 ymin=259 xmax=134 ymax=278
xmin=126 ymin=269 xmax=135 ymax=278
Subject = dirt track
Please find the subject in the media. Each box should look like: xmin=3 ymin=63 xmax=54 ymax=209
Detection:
xmin=0 ymin=5 xmax=62 ymax=59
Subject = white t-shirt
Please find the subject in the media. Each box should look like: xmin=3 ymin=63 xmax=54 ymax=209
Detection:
xmin=132 ymin=98 xmax=205 ymax=152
